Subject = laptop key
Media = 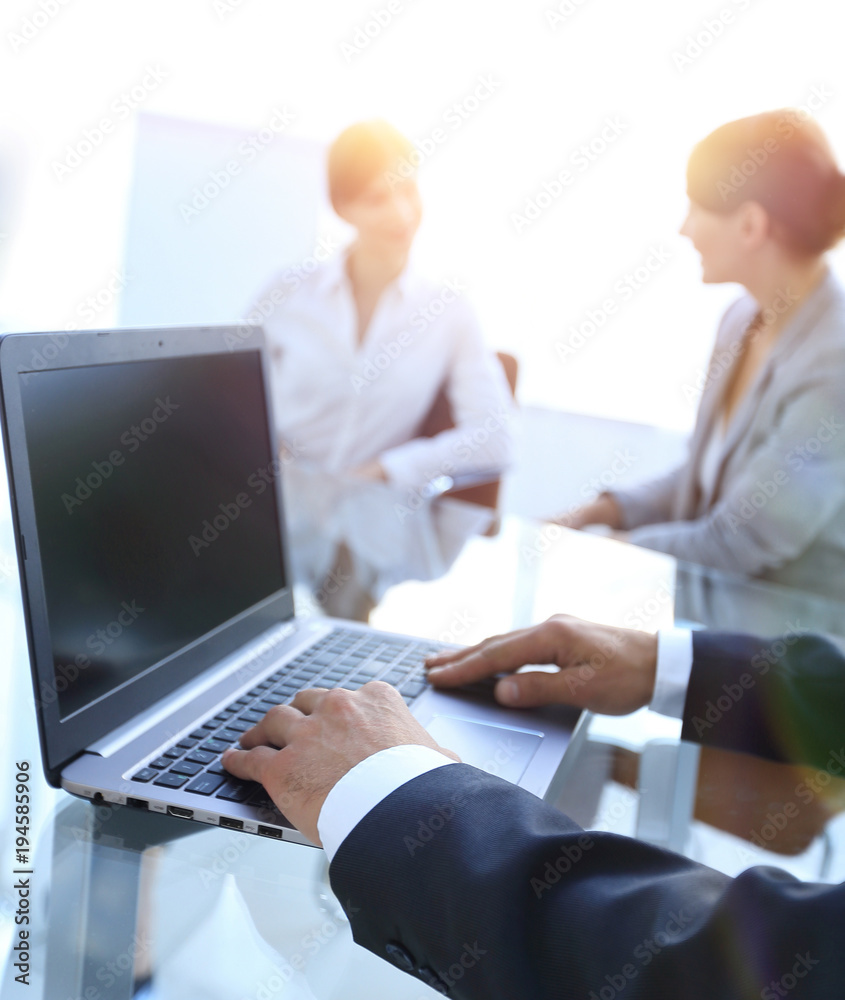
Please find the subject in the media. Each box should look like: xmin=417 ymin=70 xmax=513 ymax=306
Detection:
xmin=185 ymin=749 xmax=217 ymax=765
xmin=206 ymin=760 xmax=229 ymax=775
xmin=216 ymin=729 xmax=242 ymax=743
xmin=201 ymin=739 xmax=230 ymax=754
xmin=163 ymin=748 xmax=184 ymax=759
xmin=224 ymin=719 xmax=252 ymax=733
xmin=216 ymin=780 xmax=255 ymax=803
xmin=257 ymin=693 xmax=285 ymax=706
xmin=149 ymin=756 xmax=171 ymax=769
xmin=239 ymin=709 xmax=264 ymax=723
xmin=153 ymin=772 xmax=188 ymax=788
xmin=185 ymin=773 xmax=227 ymax=796
xmin=132 ymin=768 xmax=157 ymax=783
xmin=170 ymin=760 xmax=203 ymax=777
xmin=176 ymin=737 xmax=199 ymax=749
xmin=190 ymin=729 xmax=211 ymax=740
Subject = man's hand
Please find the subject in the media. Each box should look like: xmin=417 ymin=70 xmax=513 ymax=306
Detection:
xmin=222 ymin=682 xmax=459 ymax=846
xmin=426 ymin=615 xmax=658 ymax=716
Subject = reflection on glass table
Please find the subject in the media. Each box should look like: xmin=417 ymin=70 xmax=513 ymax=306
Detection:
xmin=3 ymin=475 xmax=845 ymax=998
xmin=283 ymin=463 xmax=496 ymax=621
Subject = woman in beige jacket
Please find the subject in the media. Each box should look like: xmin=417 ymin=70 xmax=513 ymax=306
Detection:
xmin=566 ymin=110 xmax=845 ymax=599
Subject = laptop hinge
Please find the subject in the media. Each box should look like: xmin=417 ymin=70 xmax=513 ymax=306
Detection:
xmin=87 ymin=622 xmax=298 ymax=758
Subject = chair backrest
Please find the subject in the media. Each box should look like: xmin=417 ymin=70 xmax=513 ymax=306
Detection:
xmin=417 ymin=351 xmax=518 ymax=511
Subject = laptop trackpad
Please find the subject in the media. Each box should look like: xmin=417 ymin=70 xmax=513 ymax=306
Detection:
xmin=426 ymin=715 xmax=543 ymax=783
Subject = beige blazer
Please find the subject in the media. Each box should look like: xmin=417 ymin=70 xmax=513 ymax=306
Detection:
xmin=612 ymin=270 xmax=845 ymax=599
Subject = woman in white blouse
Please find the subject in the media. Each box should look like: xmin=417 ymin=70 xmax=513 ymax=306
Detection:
xmin=252 ymin=120 xmax=514 ymax=492
xmin=564 ymin=110 xmax=845 ymax=598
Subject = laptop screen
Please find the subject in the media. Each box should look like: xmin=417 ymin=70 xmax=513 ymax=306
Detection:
xmin=18 ymin=349 xmax=287 ymax=720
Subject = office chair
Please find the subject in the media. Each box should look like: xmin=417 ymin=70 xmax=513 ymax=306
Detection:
xmin=417 ymin=351 xmax=518 ymax=514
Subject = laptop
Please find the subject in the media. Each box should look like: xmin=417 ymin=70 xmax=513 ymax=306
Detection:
xmin=0 ymin=325 xmax=583 ymax=847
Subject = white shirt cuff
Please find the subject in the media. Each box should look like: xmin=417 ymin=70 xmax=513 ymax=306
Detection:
xmin=317 ymin=744 xmax=458 ymax=861
xmin=649 ymin=628 xmax=693 ymax=719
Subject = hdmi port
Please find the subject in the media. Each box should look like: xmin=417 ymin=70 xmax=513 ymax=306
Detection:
xmin=220 ymin=817 xmax=243 ymax=831
xmin=258 ymin=824 xmax=283 ymax=840
xmin=167 ymin=806 xmax=193 ymax=819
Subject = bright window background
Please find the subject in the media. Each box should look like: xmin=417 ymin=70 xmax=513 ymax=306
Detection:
xmin=0 ymin=0 xmax=844 ymax=431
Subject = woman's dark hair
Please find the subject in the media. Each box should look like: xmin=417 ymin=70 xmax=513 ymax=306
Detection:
xmin=687 ymin=110 xmax=845 ymax=254
xmin=327 ymin=120 xmax=414 ymax=212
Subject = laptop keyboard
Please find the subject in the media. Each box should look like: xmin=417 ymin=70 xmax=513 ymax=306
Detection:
xmin=129 ymin=626 xmax=443 ymax=821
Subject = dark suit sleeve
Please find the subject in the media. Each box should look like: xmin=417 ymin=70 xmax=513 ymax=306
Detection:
xmin=682 ymin=632 xmax=845 ymax=770
xmin=330 ymin=764 xmax=843 ymax=1000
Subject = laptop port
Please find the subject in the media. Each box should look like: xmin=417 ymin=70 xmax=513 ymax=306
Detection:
xmin=126 ymin=798 xmax=147 ymax=810
xmin=167 ymin=806 xmax=193 ymax=819
xmin=258 ymin=824 xmax=283 ymax=840
xmin=220 ymin=817 xmax=244 ymax=831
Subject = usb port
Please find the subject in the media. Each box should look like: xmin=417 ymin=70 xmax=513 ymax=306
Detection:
xmin=126 ymin=798 xmax=147 ymax=810
xmin=220 ymin=817 xmax=243 ymax=831
xmin=167 ymin=806 xmax=193 ymax=819
xmin=258 ymin=824 xmax=283 ymax=840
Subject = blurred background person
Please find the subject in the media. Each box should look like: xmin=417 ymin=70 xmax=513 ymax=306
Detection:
xmin=249 ymin=120 xmax=514 ymax=618
xmin=562 ymin=110 xmax=845 ymax=599
xmin=250 ymin=119 xmax=514 ymax=490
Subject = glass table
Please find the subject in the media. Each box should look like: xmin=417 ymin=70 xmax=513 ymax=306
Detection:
xmin=2 ymin=472 xmax=844 ymax=999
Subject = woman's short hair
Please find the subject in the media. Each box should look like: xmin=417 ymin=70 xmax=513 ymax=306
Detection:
xmin=327 ymin=120 xmax=414 ymax=212
xmin=687 ymin=110 xmax=845 ymax=254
